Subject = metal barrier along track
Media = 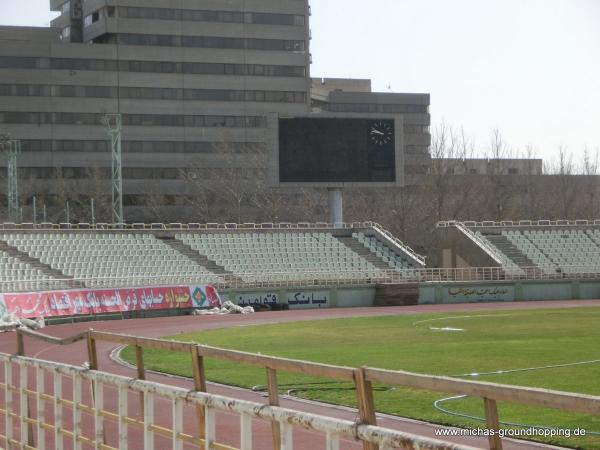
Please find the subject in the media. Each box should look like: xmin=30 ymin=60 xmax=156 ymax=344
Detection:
xmin=3 ymin=265 xmax=600 ymax=293
xmin=12 ymin=329 xmax=600 ymax=450
xmin=0 ymin=353 xmax=477 ymax=450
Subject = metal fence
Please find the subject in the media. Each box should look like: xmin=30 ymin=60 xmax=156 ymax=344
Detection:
xmin=7 ymin=328 xmax=600 ymax=450
xmin=0 ymin=351 xmax=477 ymax=450
xmin=437 ymin=219 xmax=600 ymax=229
xmin=0 ymin=221 xmax=378 ymax=231
xmin=1 ymin=265 xmax=600 ymax=293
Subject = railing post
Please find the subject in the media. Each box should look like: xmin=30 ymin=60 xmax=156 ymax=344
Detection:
xmin=143 ymin=391 xmax=154 ymax=449
xmin=53 ymin=371 xmax=63 ymax=450
xmin=86 ymin=330 xmax=98 ymax=370
xmin=354 ymin=367 xmax=378 ymax=450
xmin=16 ymin=329 xmax=24 ymax=356
xmin=483 ymin=398 xmax=503 ymax=450
xmin=134 ymin=344 xmax=146 ymax=412
xmin=191 ymin=346 xmax=207 ymax=440
xmin=36 ymin=367 xmax=46 ymax=450
xmin=16 ymin=330 xmax=35 ymax=446
xmin=266 ymin=367 xmax=281 ymax=450
xmin=240 ymin=414 xmax=253 ymax=450
xmin=118 ymin=385 xmax=129 ymax=450
xmin=86 ymin=330 xmax=106 ymax=446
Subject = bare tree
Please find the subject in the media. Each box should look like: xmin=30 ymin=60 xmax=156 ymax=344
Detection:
xmin=580 ymin=146 xmax=600 ymax=217
xmin=546 ymin=146 xmax=577 ymax=219
xmin=518 ymin=144 xmax=546 ymax=219
xmin=482 ymin=129 xmax=516 ymax=220
xmin=427 ymin=124 xmax=478 ymax=222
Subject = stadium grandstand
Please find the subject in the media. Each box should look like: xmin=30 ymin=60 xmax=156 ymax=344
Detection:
xmin=0 ymin=222 xmax=425 ymax=293
xmin=438 ymin=219 xmax=600 ymax=276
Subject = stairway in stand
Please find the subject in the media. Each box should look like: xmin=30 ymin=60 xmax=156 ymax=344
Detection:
xmin=484 ymin=234 xmax=535 ymax=268
xmin=156 ymin=236 xmax=244 ymax=284
xmin=0 ymin=239 xmax=84 ymax=288
xmin=335 ymin=236 xmax=392 ymax=270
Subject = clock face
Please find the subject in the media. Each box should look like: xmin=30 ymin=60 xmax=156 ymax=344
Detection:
xmin=369 ymin=121 xmax=393 ymax=146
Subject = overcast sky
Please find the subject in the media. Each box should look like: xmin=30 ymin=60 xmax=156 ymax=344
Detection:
xmin=3 ymin=0 xmax=600 ymax=164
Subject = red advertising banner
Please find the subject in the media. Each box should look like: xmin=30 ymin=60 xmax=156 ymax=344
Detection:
xmin=0 ymin=285 xmax=221 ymax=319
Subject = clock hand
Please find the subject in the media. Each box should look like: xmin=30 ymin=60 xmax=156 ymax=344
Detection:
xmin=370 ymin=129 xmax=384 ymax=135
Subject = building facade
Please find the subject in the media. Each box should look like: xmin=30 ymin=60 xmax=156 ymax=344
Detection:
xmin=0 ymin=0 xmax=431 ymax=223
xmin=434 ymin=158 xmax=544 ymax=176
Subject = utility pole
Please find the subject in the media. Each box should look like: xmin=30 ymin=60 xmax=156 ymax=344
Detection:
xmin=101 ymin=114 xmax=124 ymax=224
xmin=0 ymin=135 xmax=21 ymax=222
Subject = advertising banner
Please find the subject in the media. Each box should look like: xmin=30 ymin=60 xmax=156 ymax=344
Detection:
xmin=0 ymin=284 xmax=221 ymax=319
xmin=445 ymin=286 xmax=514 ymax=302
xmin=189 ymin=285 xmax=222 ymax=309
xmin=286 ymin=291 xmax=329 ymax=309
xmin=235 ymin=293 xmax=279 ymax=308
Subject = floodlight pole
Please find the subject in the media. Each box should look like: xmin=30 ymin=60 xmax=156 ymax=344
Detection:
xmin=102 ymin=114 xmax=124 ymax=224
xmin=328 ymin=188 xmax=344 ymax=228
xmin=1 ymin=137 xmax=21 ymax=222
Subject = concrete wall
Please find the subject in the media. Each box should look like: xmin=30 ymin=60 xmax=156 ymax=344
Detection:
xmin=436 ymin=227 xmax=499 ymax=269
xmin=219 ymin=277 xmax=600 ymax=311
xmin=220 ymin=285 xmax=376 ymax=309
xmin=419 ymin=279 xmax=600 ymax=304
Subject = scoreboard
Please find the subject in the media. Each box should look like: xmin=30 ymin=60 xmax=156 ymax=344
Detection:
xmin=269 ymin=114 xmax=404 ymax=187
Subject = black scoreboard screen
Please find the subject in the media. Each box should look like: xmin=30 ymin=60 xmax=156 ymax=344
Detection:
xmin=278 ymin=117 xmax=396 ymax=183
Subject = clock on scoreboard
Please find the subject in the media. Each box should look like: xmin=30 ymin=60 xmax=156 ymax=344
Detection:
xmin=272 ymin=115 xmax=403 ymax=186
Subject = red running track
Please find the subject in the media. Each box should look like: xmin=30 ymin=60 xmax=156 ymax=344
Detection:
xmin=2 ymin=300 xmax=598 ymax=449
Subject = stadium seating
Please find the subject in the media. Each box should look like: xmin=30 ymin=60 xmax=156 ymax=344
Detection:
xmin=352 ymin=232 xmax=417 ymax=269
xmin=0 ymin=224 xmax=425 ymax=292
xmin=0 ymin=249 xmax=70 ymax=293
xmin=176 ymin=231 xmax=383 ymax=282
xmin=0 ymin=233 xmax=221 ymax=288
xmin=451 ymin=221 xmax=600 ymax=274
xmin=474 ymin=231 xmax=524 ymax=273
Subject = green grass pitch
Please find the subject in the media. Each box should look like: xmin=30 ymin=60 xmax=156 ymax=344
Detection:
xmin=121 ymin=307 xmax=600 ymax=449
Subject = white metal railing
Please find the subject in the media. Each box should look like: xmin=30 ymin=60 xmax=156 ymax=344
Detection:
xmin=0 ymin=353 xmax=477 ymax=450
xmin=438 ymin=219 xmax=600 ymax=229
xmin=0 ymin=221 xmax=378 ymax=232
xmin=371 ymin=223 xmax=426 ymax=267
xmin=453 ymin=222 xmax=505 ymax=266
xmin=1 ymin=265 xmax=600 ymax=293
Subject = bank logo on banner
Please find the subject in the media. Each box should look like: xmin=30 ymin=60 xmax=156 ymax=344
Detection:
xmin=191 ymin=285 xmax=222 ymax=309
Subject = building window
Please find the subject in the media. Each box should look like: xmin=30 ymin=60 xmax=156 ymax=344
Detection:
xmin=61 ymin=27 xmax=71 ymax=40
xmin=115 ymin=6 xmax=303 ymax=27
xmin=0 ymin=56 xmax=305 ymax=78
xmin=118 ymin=33 xmax=305 ymax=52
xmin=84 ymin=11 xmax=100 ymax=27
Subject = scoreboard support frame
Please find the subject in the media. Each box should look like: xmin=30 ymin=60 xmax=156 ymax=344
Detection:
xmin=328 ymin=188 xmax=344 ymax=227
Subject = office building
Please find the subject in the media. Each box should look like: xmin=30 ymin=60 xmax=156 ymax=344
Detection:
xmin=0 ymin=0 xmax=431 ymax=222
